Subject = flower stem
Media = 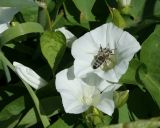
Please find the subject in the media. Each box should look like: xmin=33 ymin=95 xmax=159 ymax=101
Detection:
xmin=37 ymin=0 xmax=52 ymax=30
xmin=105 ymin=0 xmax=113 ymax=18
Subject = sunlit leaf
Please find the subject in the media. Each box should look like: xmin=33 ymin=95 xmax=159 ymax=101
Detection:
xmin=72 ymin=0 xmax=96 ymax=28
xmin=40 ymin=31 xmax=66 ymax=71
xmin=120 ymin=59 xmax=141 ymax=85
xmin=17 ymin=108 xmax=37 ymax=128
xmin=139 ymin=25 xmax=160 ymax=108
xmin=118 ymin=104 xmax=131 ymax=123
xmin=0 ymin=96 xmax=25 ymax=121
xmin=49 ymin=118 xmax=72 ymax=128
xmin=100 ymin=117 xmax=160 ymax=128
xmin=0 ymin=22 xmax=44 ymax=46
xmin=23 ymin=82 xmax=50 ymax=128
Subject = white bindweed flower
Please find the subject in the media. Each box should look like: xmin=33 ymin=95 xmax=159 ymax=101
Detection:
xmin=0 ymin=23 xmax=9 ymax=34
xmin=55 ymin=66 xmax=120 ymax=115
xmin=71 ymin=23 xmax=141 ymax=82
xmin=0 ymin=7 xmax=18 ymax=23
xmin=13 ymin=61 xmax=48 ymax=90
xmin=0 ymin=7 xmax=18 ymax=34
xmin=56 ymin=27 xmax=77 ymax=48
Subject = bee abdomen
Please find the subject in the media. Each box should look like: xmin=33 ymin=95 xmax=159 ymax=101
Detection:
xmin=92 ymin=58 xmax=104 ymax=69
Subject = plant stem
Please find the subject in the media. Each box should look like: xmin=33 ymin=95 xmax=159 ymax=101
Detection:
xmin=37 ymin=0 xmax=52 ymax=30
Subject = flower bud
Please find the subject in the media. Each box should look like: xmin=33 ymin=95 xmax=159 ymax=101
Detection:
xmin=114 ymin=90 xmax=129 ymax=108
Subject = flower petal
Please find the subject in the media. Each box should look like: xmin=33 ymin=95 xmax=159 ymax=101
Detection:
xmin=90 ymin=23 xmax=123 ymax=49
xmin=0 ymin=7 xmax=18 ymax=24
xmin=55 ymin=67 xmax=89 ymax=114
xmin=0 ymin=23 xmax=9 ymax=34
xmin=112 ymin=31 xmax=141 ymax=81
xmin=72 ymin=32 xmax=98 ymax=62
xmin=81 ymin=72 xmax=119 ymax=91
xmin=13 ymin=61 xmax=47 ymax=89
xmin=117 ymin=31 xmax=141 ymax=62
xmin=96 ymin=91 xmax=115 ymax=116
xmin=95 ymin=68 xmax=119 ymax=82
xmin=73 ymin=59 xmax=93 ymax=78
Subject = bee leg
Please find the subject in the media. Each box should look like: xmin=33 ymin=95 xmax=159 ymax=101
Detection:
xmin=100 ymin=44 xmax=103 ymax=52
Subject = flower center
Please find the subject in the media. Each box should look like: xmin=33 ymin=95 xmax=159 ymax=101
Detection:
xmin=101 ymin=54 xmax=117 ymax=71
xmin=80 ymin=87 xmax=101 ymax=106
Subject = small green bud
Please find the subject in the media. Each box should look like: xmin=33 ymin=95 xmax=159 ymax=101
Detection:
xmin=112 ymin=8 xmax=126 ymax=29
xmin=92 ymin=107 xmax=103 ymax=125
xmin=114 ymin=90 xmax=129 ymax=108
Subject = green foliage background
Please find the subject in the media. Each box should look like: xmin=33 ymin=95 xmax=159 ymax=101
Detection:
xmin=0 ymin=0 xmax=160 ymax=127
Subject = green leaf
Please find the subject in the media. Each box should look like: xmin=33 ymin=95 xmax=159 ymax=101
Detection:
xmin=0 ymin=51 xmax=15 ymax=72
xmin=49 ymin=118 xmax=72 ymax=128
xmin=118 ymin=104 xmax=131 ymax=123
xmin=125 ymin=0 xmax=146 ymax=21
xmin=100 ymin=117 xmax=160 ymax=128
xmin=17 ymin=96 xmax=61 ymax=127
xmin=41 ymin=96 xmax=61 ymax=117
xmin=72 ymin=0 xmax=96 ymax=28
xmin=63 ymin=1 xmax=80 ymax=26
xmin=0 ymin=55 xmax=11 ymax=83
xmin=0 ymin=0 xmax=36 ymax=10
xmin=0 ymin=22 xmax=44 ymax=46
xmin=52 ymin=12 xmax=70 ymax=30
xmin=127 ymin=87 xmax=160 ymax=120
xmin=139 ymin=25 xmax=160 ymax=108
xmin=16 ymin=108 xmax=37 ymax=128
xmin=0 ymin=96 xmax=25 ymax=121
xmin=0 ymin=114 xmax=21 ymax=128
xmin=139 ymin=67 xmax=160 ymax=108
xmin=2 ymin=60 xmax=11 ymax=83
xmin=40 ymin=31 xmax=66 ymax=71
xmin=120 ymin=59 xmax=141 ymax=85
xmin=0 ymin=51 xmax=50 ymax=127
xmin=23 ymin=82 xmax=50 ymax=128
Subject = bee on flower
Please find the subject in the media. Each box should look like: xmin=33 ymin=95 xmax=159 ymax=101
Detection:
xmin=71 ymin=23 xmax=141 ymax=82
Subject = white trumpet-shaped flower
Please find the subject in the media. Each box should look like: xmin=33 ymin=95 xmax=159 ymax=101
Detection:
xmin=71 ymin=23 xmax=141 ymax=82
xmin=0 ymin=7 xmax=18 ymax=34
xmin=0 ymin=23 xmax=9 ymax=34
xmin=55 ymin=66 xmax=120 ymax=115
xmin=13 ymin=62 xmax=48 ymax=90
xmin=56 ymin=27 xmax=77 ymax=48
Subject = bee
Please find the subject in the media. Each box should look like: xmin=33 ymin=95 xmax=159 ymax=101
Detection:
xmin=92 ymin=45 xmax=115 ymax=69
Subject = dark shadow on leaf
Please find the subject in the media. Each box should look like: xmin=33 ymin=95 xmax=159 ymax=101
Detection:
xmin=127 ymin=87 xmax=160 ymax=119
xmin=64 ymin=0 xmax=81 ymax=23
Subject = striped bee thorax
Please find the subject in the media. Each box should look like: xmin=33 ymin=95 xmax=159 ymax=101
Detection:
xmin=92 ymin=46 xmax=114 ymax=69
